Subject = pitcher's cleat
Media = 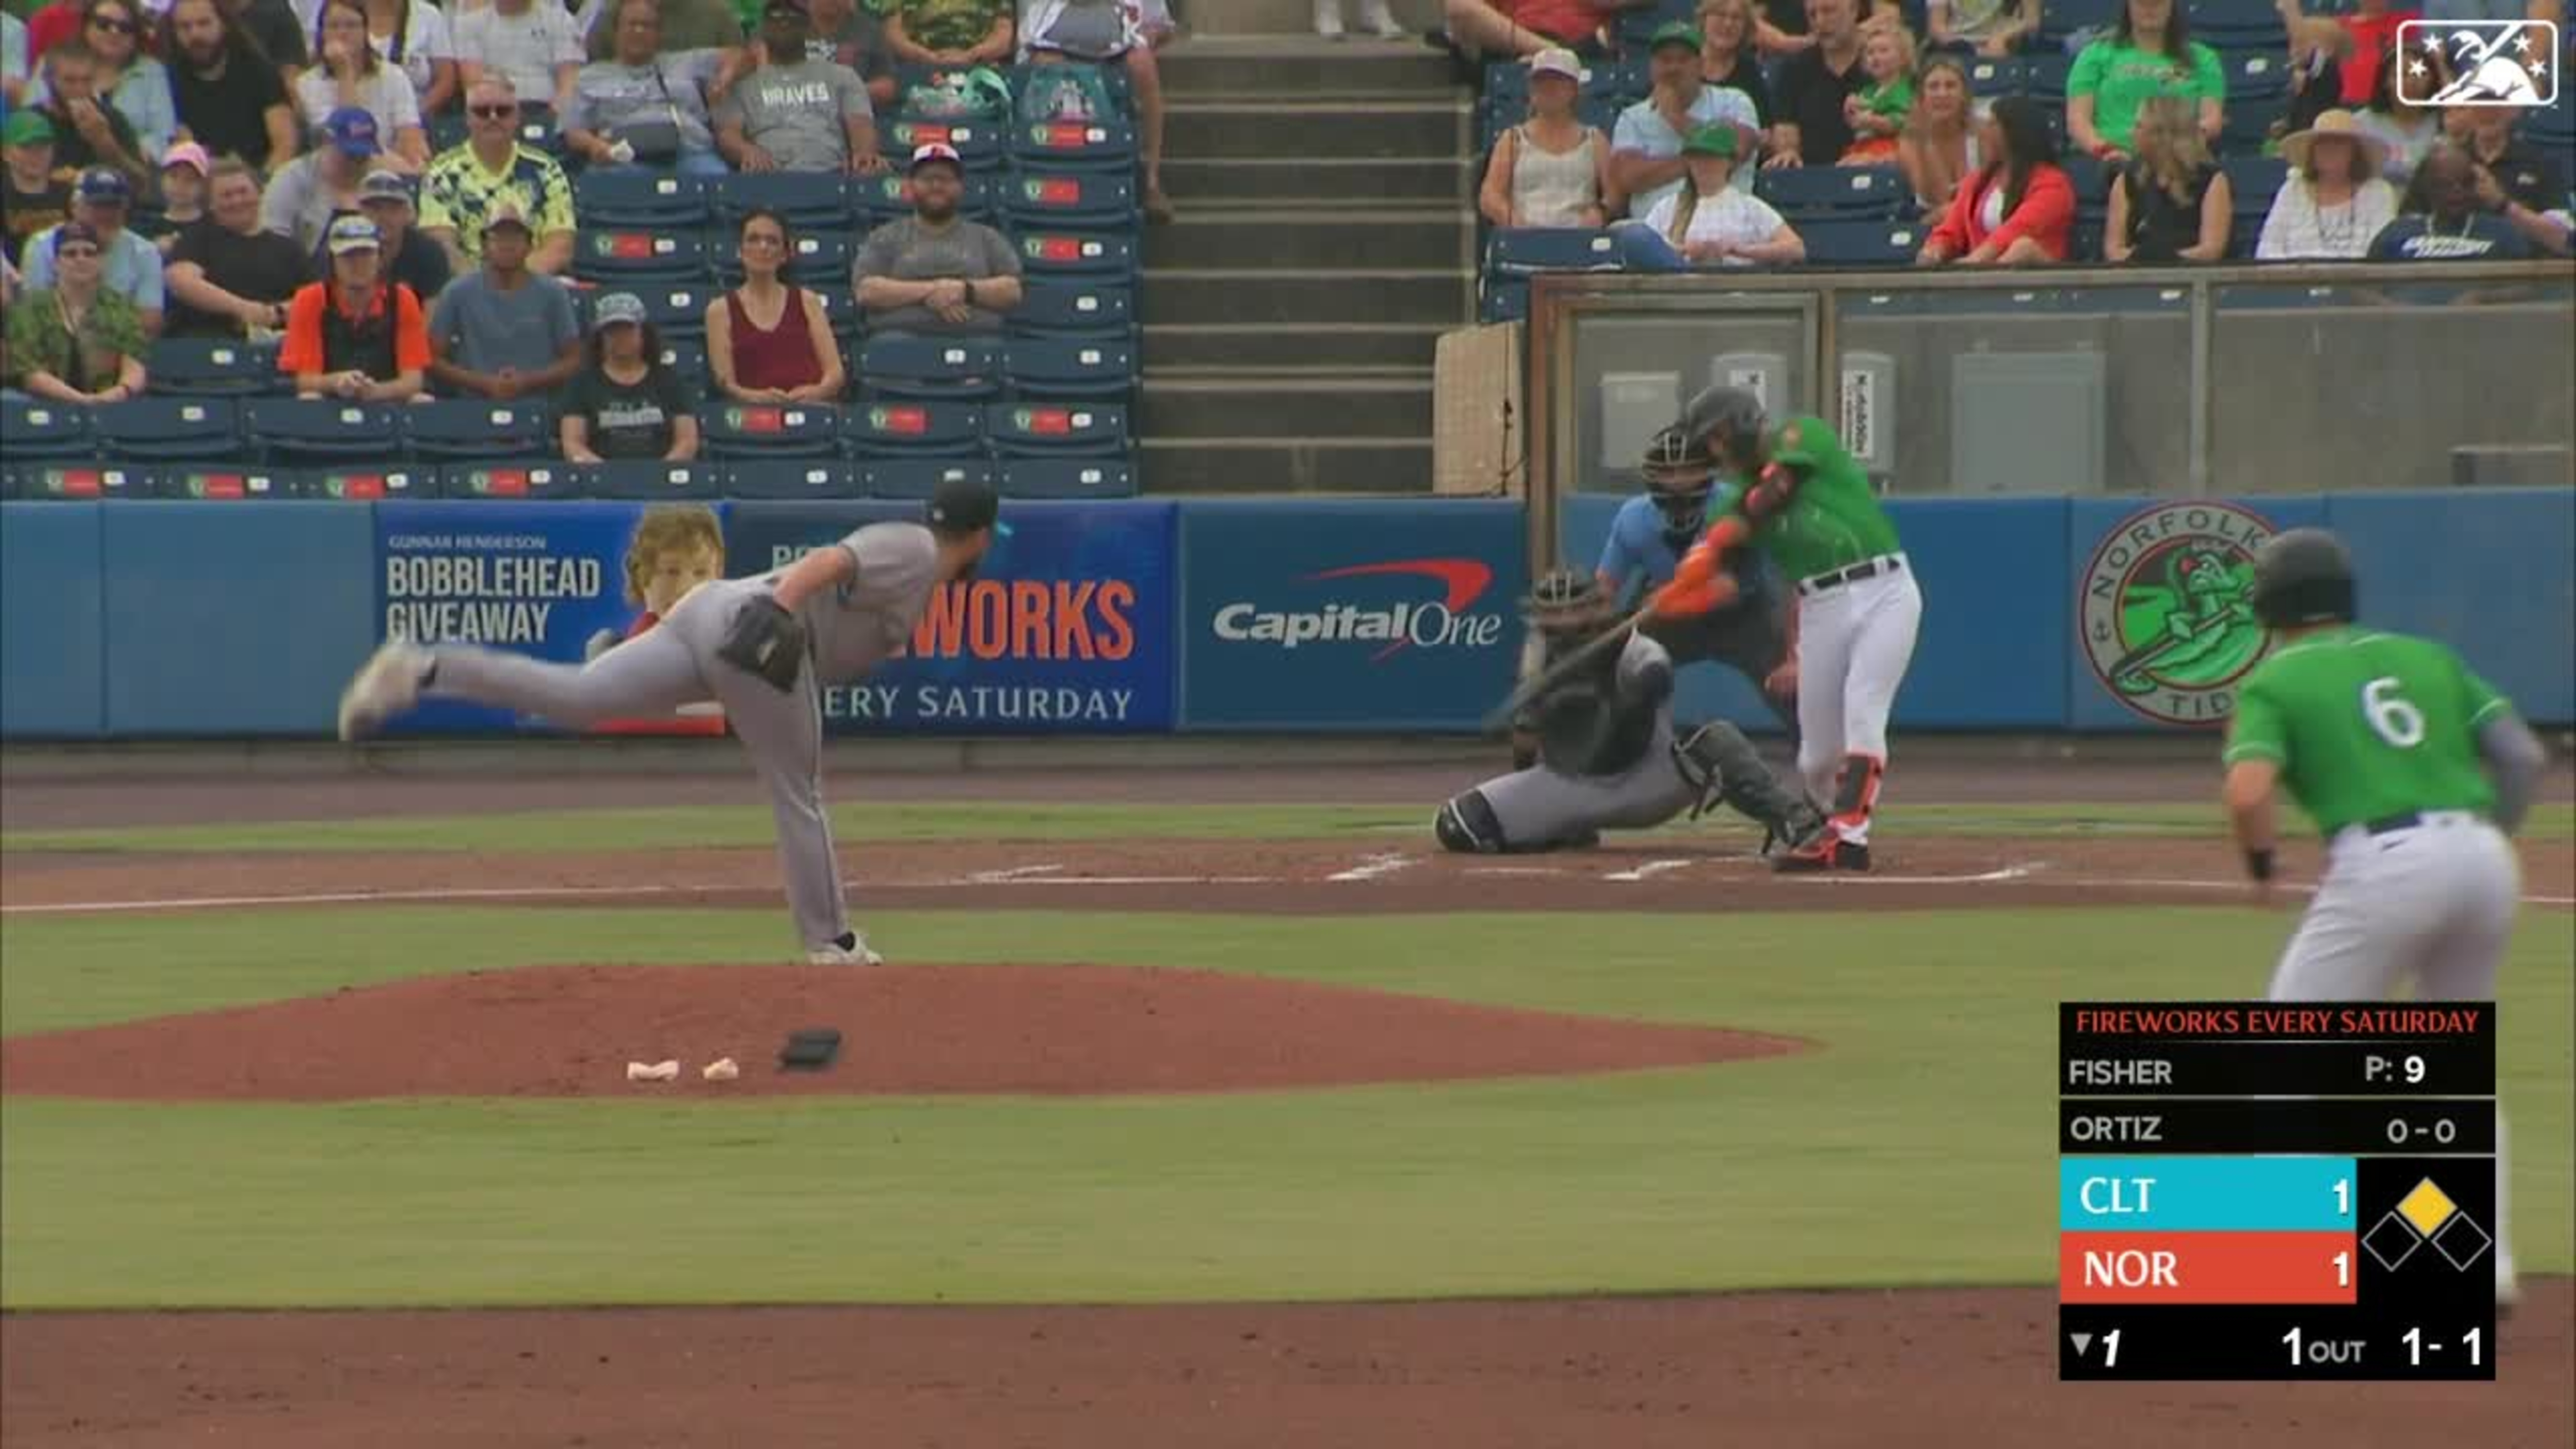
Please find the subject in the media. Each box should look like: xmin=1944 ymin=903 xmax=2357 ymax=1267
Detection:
xmin=337 ymin=641 xmax=430 ymax=741
xmin=808 ymin=932 xmax=885 ymax=967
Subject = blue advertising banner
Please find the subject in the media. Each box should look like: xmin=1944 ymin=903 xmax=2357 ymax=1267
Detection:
xmin=376 ymin=500 xmax=735 ymax=736
xmin=0 ymin=502 xmax=105 ymax=738
xmin=723 ymin=499 xmax=1175 ymax=734
xmin=1178 ymin=499 xmax=1530 ymax=731
xmin=2326 ymin=488 xmax=2575 ymax=725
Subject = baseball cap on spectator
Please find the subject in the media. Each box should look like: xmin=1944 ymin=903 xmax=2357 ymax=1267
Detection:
xmin=908 ymin=142 xmax=964 ymax=175
xmin=75 ymin=167 xmax=131 ymax=204
xmin=1649 ymin=20 xmax=1704 ymax=53
xmin=1529 ymin=47 xmax=1587 ymax=84
xmin=482 ymin=197 xmax=532 ymax=236
xmin=161 ymin=141 xmax=212 ymax=177
xmin=1683 ymin=123 xmax=1740 ymax=159
xmin=592 ymin=291 xmax=648 ymax=329
xmin=1 ymin=112 xmax=53 ymax=147
xmin=323 ymin=107 xmax=382 ymax=159
xmin=359 ymin=169 xmax=415 ymax=206
xmin=326 ymin=215 xmax=383 ymax=254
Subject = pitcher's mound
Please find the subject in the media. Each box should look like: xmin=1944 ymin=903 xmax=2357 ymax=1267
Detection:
xmin=0 ymin=964 xmax=1808 ymax=1101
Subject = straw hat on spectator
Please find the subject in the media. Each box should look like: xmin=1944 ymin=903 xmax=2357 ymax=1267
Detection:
xmin=2282 ymin=110 xmax=2390 ymax=177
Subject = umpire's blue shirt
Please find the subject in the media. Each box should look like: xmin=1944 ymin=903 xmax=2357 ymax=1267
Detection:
xmin=1595 ymin=493 xmax=1781 ymax=607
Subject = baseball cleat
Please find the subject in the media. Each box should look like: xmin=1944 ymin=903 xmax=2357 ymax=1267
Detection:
xmin=336 ymin=640 xmax=429 ymax=741
xmin=1771 ymin=839 xmax=1836 ymax=874
xmin=1834 ymin=842 xmax=1871 ymax=873
xmin=808 ymin=932 xmax=885 ymax=967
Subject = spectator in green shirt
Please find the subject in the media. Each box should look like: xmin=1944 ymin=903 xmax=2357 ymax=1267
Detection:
xmin=4 ymin=219 xmax=148 ymax=402
xmin=2067 ymin=0 xmax=2225 ymax=164
xmin=884 ymin=0 xmax=1011 ymax=65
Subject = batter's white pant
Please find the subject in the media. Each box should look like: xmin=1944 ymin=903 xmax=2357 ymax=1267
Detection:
xmin=1794 ymin=559 xmax=1922 ymax=843
xmin=420 ymin=578 xmax=851 ymax=954
xmin=2268 ymin=812 xmax=2522 ymax=1297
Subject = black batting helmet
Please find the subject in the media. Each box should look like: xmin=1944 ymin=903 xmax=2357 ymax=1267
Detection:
xmin=2251 ymin=528 xmax=2357 ymax=628
xmin=1675 ymin=384 xmax=1768 ymax=468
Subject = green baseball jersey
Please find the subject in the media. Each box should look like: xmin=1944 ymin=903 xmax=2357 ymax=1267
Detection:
xmin=1743 ymin=415 xmax=1903 ymax=583
xmin=2222 ymin=626 xmax=2512 ymax=836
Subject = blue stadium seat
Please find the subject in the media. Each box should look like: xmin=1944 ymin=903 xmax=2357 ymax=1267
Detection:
xmin=2189 ymin=0 xmax=2287 ymax=50
xmin=575 ymin=227 xmax=710 ymax=284
xmin=1966 ymin=57 xmax=2027 ymax=98
xmin=7 ymin=461 xmax=148 ymax=498
xmin=1483 ymin=60 xmax=1531 ymax=109
xmin=1003 ymin=172 xmax=1136 ymax=230
xmin=1005 ymin=60 xmax=1133 ymax=119
xmin=810 ymin=286 xmax=860 ymax=342
xmin=300 ymin=464 xmax=438 ymax=500
xmin=0 ymin=396 xmax=91 ymax=462
xmin=843 ymin=399 xmax=985 ymax=458
xmin=145 ymin=463 xmax=297 ymax=500
xmin=1756 ymin=165 xmax=1909 ymax=220
xmin=2222 ymin=155 xmax=2290 ymax=219
xmin=1004 ymin=339 xmax=1136 ymax=402
xmin=1000 ymin=458 xmax=1136 ymax=499
xmin=1801 ymin=217 xmax=1930 ymax=266
xmin=1585 ymin=59 xmax=1649 ymax=105
xmin=881 ymin=118 xmax=1008 ymax=171
xmin=859 ymin=171 xmax=997 ymax=222
xmin=582 ymin=460 xmax=726 ymax=499
xmin=1012 ymin=229 xmax=1136 ymax=279
xmin=2026 ymin=52 xmax=2075 ymax=104
xmin=709 ymin=229 xmax=854 ymax=288
xmin=147 ymin=337 xmax=286 ymax=398
xmin=1008 ymin=280 xmax=1134 ymax=340
xmin=632 ymin=283 xmax=720 ymax=340
xmin=2228 ymin=50 xmax=2292 ymax=101
xmin=2038 ymin=0 xmax=2121 ymax=49
xmin=438 ymin=462 xmax=586 ymax=499
xmin=2062 ymin=153 xmax=2112 ymax=216
xmin=245 ymin=399 xmax=396 ymax=464
xmin=575 ymin=171 xmax=712 ymax=229
xmin=1010 ymin=118 xmax=1141 ymax=173
xmin=859 ymin=457 xmax=996 ymax=500
xmin=858 ymin=336 xmax=1005 ymax=401
xmin=405 ymin=400 xmax=554 ymax=462
xmin=1487 ymin=227 xmax=1623 ymax=274
xmin=699 ymin=402 xmax=844 ymax=459
xmin=92 ymin=398 xmax=242 ymax=462
xmin=656 ymin=338 xmax=709 ymax=378
xmin=2530 ymin=87 xmax=2576 ymax=148
xmin=983 ymin=402 xmax=1127 ymax=458
xmin=1480 ymin=277 xmax=1530 ymax=323
xmin=724 ymin=459 xmax=863 ymax=499
xmin=714 ymin=172 xmax=857 ymax=230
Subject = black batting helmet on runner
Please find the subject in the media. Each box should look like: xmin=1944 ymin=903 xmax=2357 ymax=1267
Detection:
xmin=2251 ymin=527 xmax=2358 ymax=628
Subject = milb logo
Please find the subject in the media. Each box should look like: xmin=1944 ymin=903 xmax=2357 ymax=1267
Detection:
xmin=1211 ymin=559 xmax=1506 ymax=662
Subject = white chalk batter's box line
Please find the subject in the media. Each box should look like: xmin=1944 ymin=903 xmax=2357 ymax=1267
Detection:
xmin=9 ymin=855 xmax=2569 ymax=914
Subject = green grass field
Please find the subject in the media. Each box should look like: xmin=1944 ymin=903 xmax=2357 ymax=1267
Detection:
xmin=3 ymin=802 xmax=2569 ymax=1311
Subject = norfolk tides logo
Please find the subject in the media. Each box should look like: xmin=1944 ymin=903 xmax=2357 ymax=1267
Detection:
xmin=2080 ymin=502 xmax=2277 ymax=726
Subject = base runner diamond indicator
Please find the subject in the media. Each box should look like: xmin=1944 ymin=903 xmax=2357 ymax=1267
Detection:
xmin=2433 ymin=1212 xmax=2493 ymax=1271
xmin=2395 ymin=1178 xmax=2458 ymax=1238
xmin=2363 ymin=1211 xmax=2423 ymax=1271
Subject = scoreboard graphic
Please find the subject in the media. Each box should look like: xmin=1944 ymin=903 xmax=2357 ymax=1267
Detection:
xmin=2058 ymin=1001 xmax=2498 ymax=1381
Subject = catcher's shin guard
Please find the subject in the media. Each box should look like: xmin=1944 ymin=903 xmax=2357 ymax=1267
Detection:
xmin=1434 ymin=789 xmax=1507 ymax=854
xmin=1827 ymin=753 xmax=1886 ymax=843
xmin=1675 ymin=721 xmax=1825 ymax=848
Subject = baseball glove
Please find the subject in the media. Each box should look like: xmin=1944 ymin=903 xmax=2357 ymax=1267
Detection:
xmin=716 ymin=596 xmax=808 ymax=693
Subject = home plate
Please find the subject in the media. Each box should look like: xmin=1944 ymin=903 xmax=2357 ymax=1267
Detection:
xmin=1786 ymin=864 xmax=2038 ymax=886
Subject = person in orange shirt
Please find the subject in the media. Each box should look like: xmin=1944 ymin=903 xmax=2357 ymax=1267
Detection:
xmin=278 ymin=212 xmax=429 ymax=401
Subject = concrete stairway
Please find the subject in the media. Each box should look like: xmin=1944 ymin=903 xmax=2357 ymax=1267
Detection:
xmin=1141 ymin=23 xmax=1474 ymax=494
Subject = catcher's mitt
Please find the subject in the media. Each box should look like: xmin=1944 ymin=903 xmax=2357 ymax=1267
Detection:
xmin=716 ymin=596 xmax=808 ymax=693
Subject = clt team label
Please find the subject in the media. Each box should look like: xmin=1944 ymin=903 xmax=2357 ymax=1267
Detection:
xmin=2079 ymin=501 xmax=2278 ymax=727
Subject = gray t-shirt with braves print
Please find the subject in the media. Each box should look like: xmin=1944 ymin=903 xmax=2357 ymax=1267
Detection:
xmin=785 ymin=521 xmax=940 ymax=683
xmin=712 ymin=58 xmax=872 ymax=171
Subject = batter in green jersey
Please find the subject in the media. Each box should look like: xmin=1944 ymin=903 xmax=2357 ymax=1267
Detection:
xmin=1651 ymin=386 xmax=1921 ymax=872
xmin=2220 ymin=528 xmax=2543 ymax=1314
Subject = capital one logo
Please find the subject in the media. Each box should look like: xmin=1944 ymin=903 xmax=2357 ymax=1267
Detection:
xmin=1211 ymin=559 xmax=1505 ymax=662
xmin=2400 ymin=20 xmax=2559 ymax=107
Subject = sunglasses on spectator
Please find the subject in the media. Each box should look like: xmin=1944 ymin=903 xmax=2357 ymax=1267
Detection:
xmin=89 ymin=14 xmax=137 ymax=32
xmin=470 ymin=104 xmax=519 ymax=120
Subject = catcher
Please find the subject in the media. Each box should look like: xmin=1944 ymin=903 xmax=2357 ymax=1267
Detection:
xmin=336 ymin=475 xmax=1006 ymax=966
xmin=1434 ymin=569 xmax=1825 ymax=855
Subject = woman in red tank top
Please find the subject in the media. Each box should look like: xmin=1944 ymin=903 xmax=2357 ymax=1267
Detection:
xmin=705 ymin=208 xmax=847 ymax=405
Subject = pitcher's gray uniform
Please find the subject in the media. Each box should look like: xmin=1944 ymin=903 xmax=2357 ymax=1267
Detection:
xmin=1436 ymin=570 xmax=1823 ymax=854
xmin=337 ymin=478 xmax=1003 ymax=964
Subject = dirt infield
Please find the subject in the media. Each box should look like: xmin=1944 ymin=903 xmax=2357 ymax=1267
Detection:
xmin=0 ymin=962 xmax=1804 ymax=1101
xmin=3 ymin=1285 xmax=2568 ymax=1449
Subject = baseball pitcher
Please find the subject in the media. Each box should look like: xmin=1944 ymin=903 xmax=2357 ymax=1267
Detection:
xmin=335 ymin=475 xmax=1008 ymax=966
xmin=1435 ymin=569 xmax=1825 ymax=855
xmin=2221 ymin=527 xmax=2547 ymax=1313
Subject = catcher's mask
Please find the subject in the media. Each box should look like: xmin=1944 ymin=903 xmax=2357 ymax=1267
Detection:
xmin=1640 ymin=426 xmax=1716 ymax=537
xmin=2251 ymin=527 xmax=2357 ymax=629
xmin=1524 ymin=567 xmax=1614 ymax=640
